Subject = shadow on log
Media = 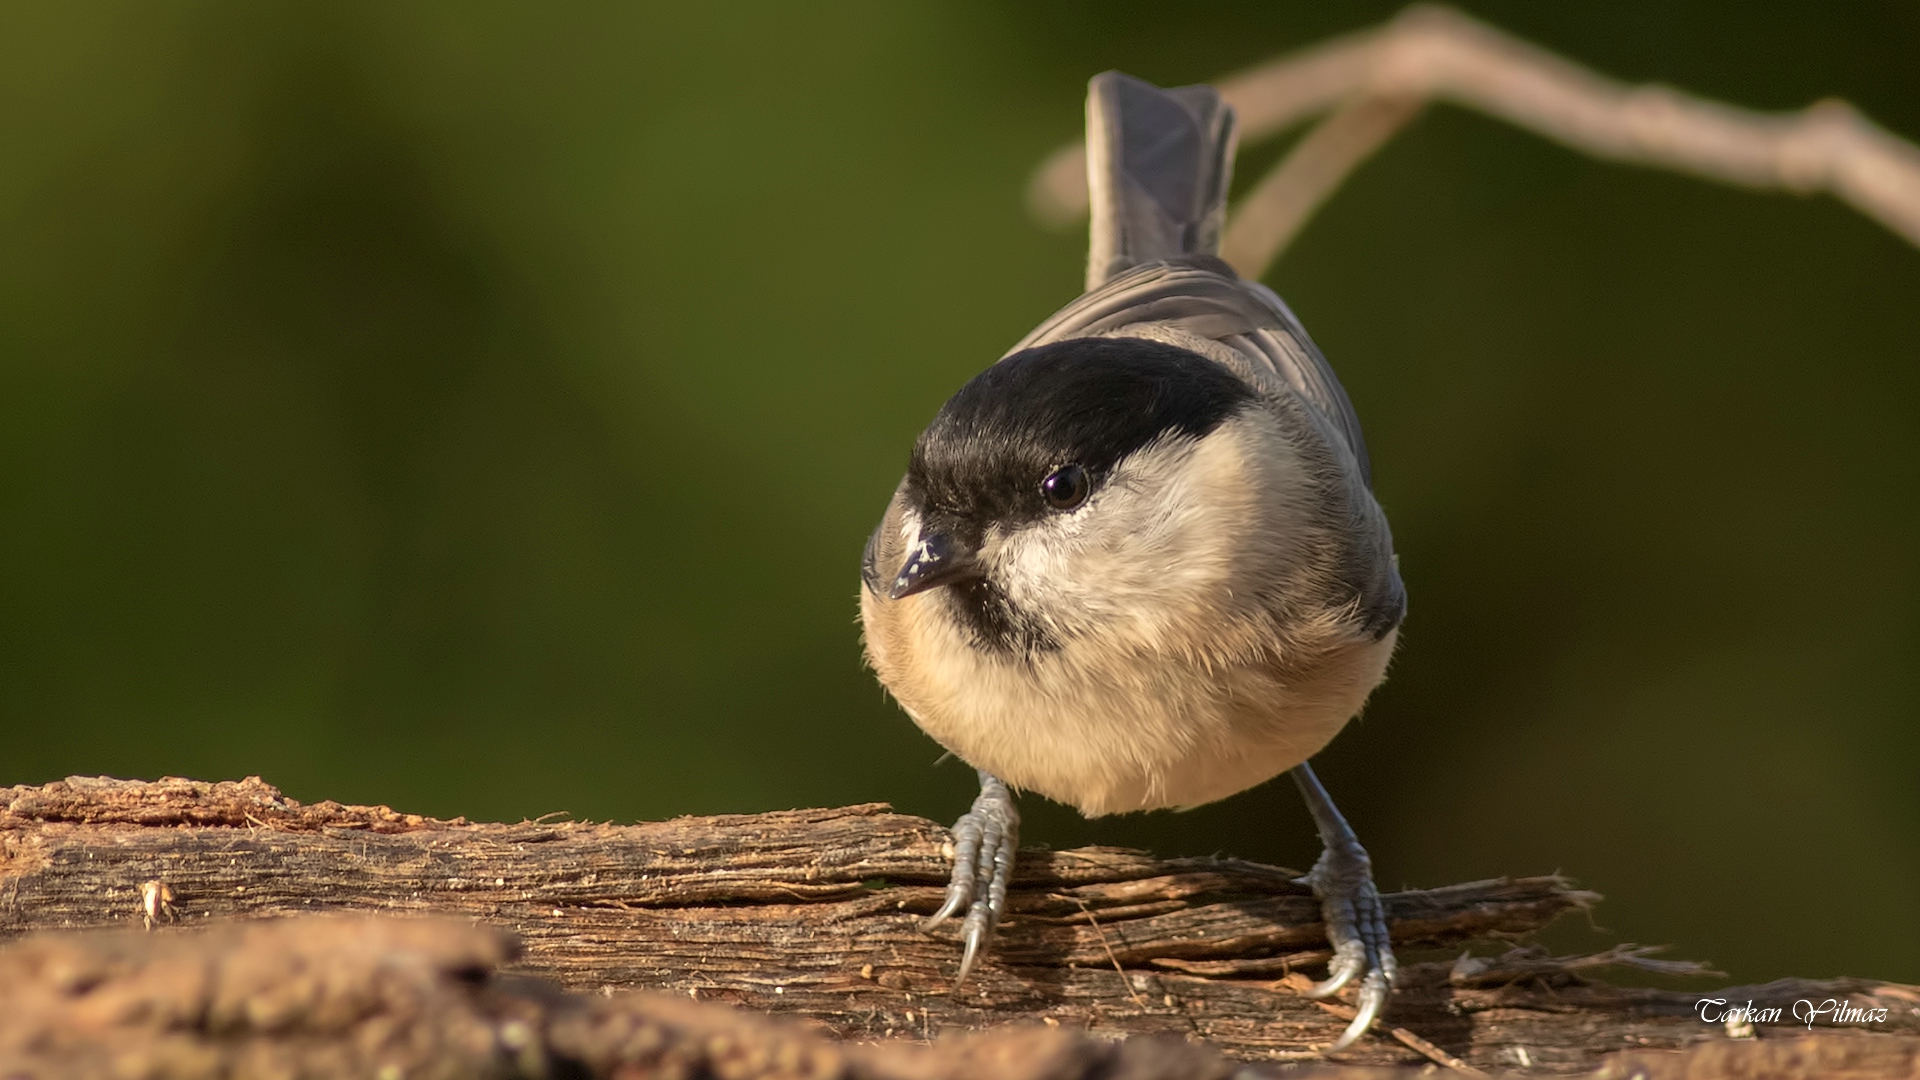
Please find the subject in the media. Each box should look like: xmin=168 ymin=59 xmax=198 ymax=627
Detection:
xmin=3 ymin=776 xmax=1917 ymax=1078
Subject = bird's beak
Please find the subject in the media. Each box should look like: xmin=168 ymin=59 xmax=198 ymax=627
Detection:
xmin=889 ymin=531 xmax=979 ymax=600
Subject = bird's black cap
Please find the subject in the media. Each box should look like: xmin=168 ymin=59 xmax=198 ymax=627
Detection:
xmin=907 ymin=335 xmax=1257 ymax=529
xmin=893 ymin=336 xmax=1258 ymax=654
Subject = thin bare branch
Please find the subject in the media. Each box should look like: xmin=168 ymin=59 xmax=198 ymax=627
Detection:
xmin=1219 ymin=95 xmax=1424 ymax=278
xmin=1029 ymin=4 xmax=1920 ymax=269
xmin=1025 ymin=24 xmax=1383 ymax=227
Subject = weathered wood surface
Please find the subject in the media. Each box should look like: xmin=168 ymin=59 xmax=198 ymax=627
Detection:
xmin=4 ymin=915 xmax=1918 ymax=1080
xmin=0 ymin=913 xmax=1257 ymax=1080
xmin=4 ymin=776 xmax=1918 ymax=1077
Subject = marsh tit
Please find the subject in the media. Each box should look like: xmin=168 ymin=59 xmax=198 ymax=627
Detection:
xmin=860 ymin=71 xmax=1405 ymax=1050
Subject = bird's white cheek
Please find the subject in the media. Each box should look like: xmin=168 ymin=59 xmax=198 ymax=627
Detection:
xmin=983 ymin=529 xmax=1076 ymax=622
xmin=997 ymin=528 xmax=1175 ymax=629
xmin=991 ymin=438 xmax=1263 ymax=644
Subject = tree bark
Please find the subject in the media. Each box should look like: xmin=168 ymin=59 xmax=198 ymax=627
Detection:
xmin=3 ymin=775 xmax=1916 ymax=1078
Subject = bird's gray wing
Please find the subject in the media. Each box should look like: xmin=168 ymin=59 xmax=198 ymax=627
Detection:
xmin=1007 ymin=259 xmax=1377 ymax=488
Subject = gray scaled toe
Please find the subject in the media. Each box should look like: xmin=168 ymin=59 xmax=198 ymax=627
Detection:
xmin=1298 ymin=838 xmax=1398 ymax=1052
xmin=925 ymin=770 xmax=1019 ymax=986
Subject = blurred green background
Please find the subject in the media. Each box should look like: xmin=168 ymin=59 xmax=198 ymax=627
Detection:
xmin=2 ymin=2 xmax=1915 ymax=985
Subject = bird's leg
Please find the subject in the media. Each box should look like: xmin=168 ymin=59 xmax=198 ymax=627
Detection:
xmin=924 ymin=769 xmax=1019 ymax=986
xmin=1290 ymin=761 xmax=1396 ymax=1053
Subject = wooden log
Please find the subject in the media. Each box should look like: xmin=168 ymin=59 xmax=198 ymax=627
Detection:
xmin=3 ymin=775 xmax=1917 ymax=1077
xmin=0 ymin=913 xmax=1257 ymax=1080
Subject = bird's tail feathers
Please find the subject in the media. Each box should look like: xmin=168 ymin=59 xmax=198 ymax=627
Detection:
xmin=1084 ymin=71 xmax=1237 ymax=291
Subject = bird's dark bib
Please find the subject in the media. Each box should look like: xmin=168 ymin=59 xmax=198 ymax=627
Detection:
xmin=945 ymin=577 xmax=1056 ymax=656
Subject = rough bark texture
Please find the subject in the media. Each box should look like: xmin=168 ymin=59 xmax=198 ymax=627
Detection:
xmin=3 ymin=776 xmax=1917 ymax=1079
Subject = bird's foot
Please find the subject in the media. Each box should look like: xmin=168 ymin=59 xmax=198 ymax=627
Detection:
xmin=1297 ymin=838 xmax=1397 ymax=1052
xmin=924 ymin=771 xmax=1018 ymax=987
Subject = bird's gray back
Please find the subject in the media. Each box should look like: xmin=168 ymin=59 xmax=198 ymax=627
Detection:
xmin=1046 ymin=72 xmax=1376 ymax=487
xmin=1007 ymin=260 xmax=1377 ymax=488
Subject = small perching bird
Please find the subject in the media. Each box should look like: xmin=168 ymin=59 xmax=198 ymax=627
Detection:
xmin=860 ymin=72 xmax=1405 ymax=1051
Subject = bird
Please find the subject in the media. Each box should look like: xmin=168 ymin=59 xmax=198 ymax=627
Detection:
xmin=858 ymin=71 xmax=1406 ymax=1052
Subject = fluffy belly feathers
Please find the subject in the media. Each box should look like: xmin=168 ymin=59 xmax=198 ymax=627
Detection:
xmin=862 ymin=585 xmax=1396 ymax=817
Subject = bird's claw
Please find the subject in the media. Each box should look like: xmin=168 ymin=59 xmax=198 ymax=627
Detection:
xmin=1297 ymin=839 xmax=1397 ymax=1052
xmin=925 ymin=771 xmax=1018 ymax=987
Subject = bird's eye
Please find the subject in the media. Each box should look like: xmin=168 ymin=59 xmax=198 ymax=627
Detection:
xmin=1040 ymin=464 xmax=1090 ymax=511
